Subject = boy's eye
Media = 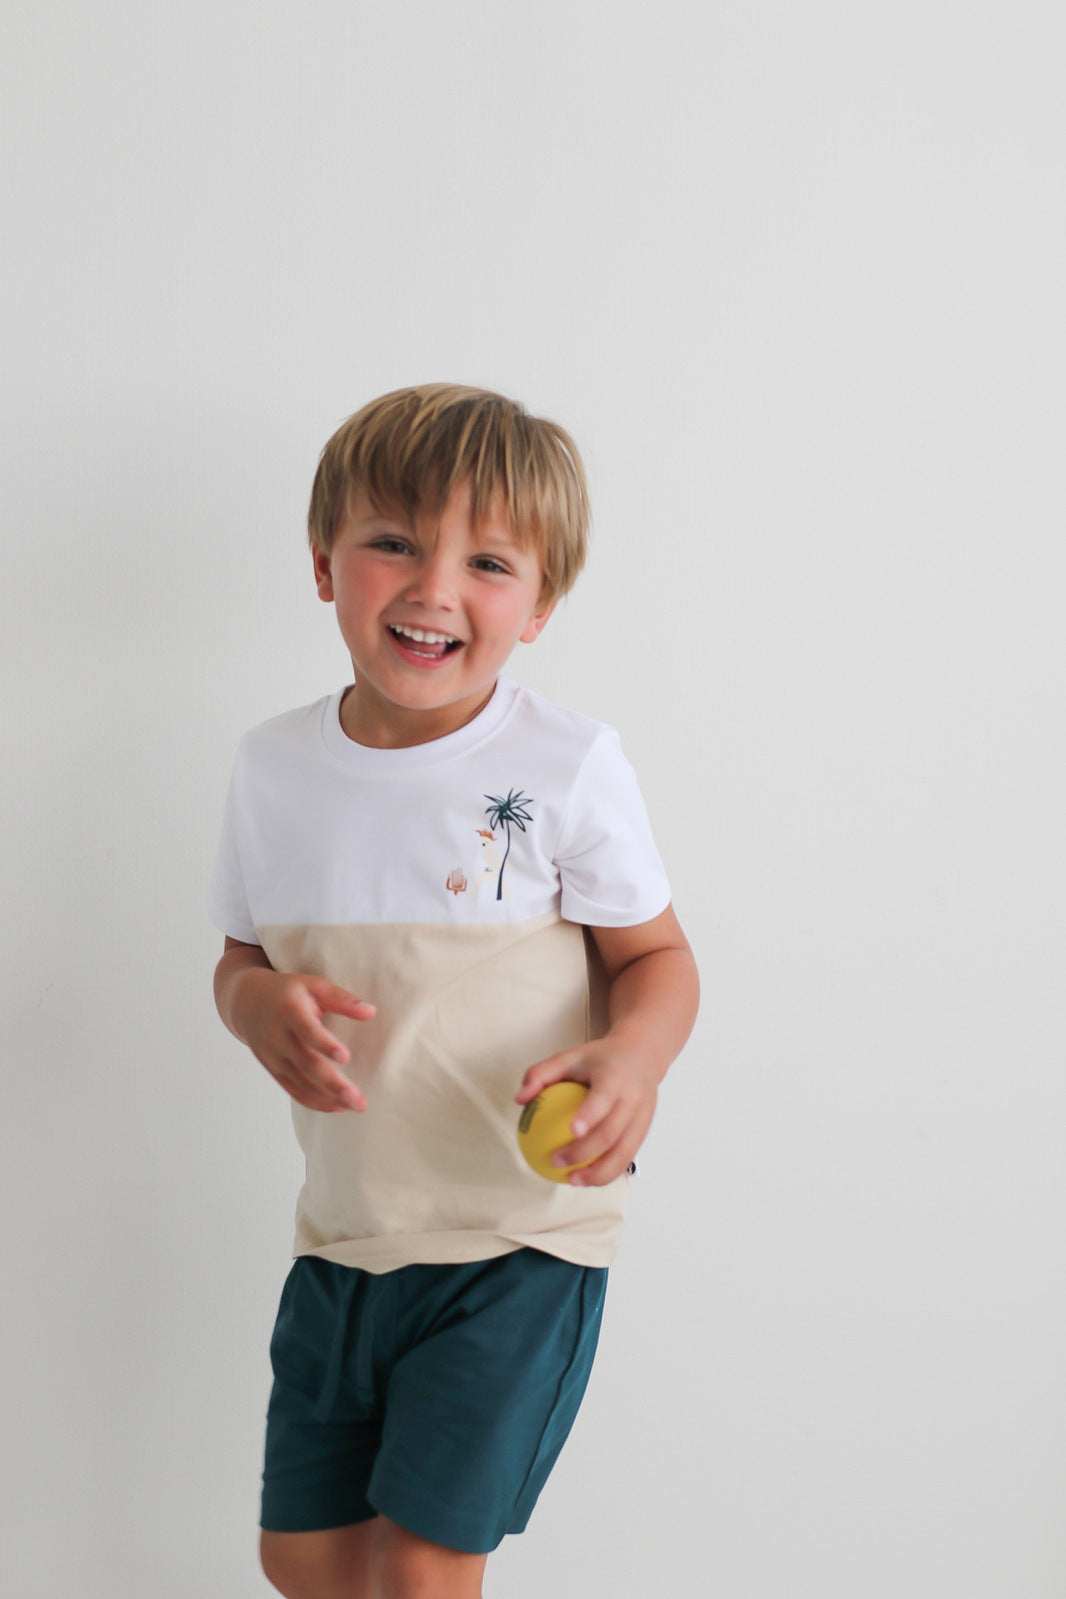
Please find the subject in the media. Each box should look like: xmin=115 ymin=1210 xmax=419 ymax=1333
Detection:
xmin=471 ymin=556 xmax=510 ymax=575
xmin=370 ymin=537 xmax=413 ymax=554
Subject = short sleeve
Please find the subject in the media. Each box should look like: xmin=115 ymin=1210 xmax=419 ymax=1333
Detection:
xmin=554 ymin=729 xmax=671 ymax=928
xmin=206 ymin=758 xmax=261 ymax=945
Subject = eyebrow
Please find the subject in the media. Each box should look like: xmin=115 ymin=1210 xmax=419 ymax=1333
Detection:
xmin=472 ymin=529 xmax=525 ymax=551
xmin=471 ymin=511 xmax=536 ymax=546
xmin=354 ymin=509 xmax=412 ymax=531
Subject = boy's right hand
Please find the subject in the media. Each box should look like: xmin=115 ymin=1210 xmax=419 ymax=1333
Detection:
xmin=221 ymin=955 xmax=375 ymax=1113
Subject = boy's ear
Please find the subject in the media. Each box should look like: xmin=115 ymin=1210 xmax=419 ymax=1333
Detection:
xmin=312 ymin=546 xmax=334 ymax=602
xmin=519 ymin=597 xmax=557 ymax=645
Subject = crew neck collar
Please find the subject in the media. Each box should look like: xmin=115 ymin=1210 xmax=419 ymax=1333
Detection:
xmin=319 ymin=677 xmax=519 ymax=771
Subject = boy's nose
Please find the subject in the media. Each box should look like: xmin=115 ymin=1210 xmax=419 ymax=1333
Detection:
xmin=403 ymin=555 xmax=459 ymax=610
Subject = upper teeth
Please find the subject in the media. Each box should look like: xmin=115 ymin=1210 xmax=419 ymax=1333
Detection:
xmin=391 ymin=625 xmax=457 ymax=645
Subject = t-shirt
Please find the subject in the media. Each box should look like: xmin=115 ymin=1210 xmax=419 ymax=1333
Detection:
xmin=208 ymin=676 xmax=670 ymax=1272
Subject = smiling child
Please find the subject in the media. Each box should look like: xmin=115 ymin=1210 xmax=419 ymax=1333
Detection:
xmin=209 ymin=384 xmax=699 ymax=1599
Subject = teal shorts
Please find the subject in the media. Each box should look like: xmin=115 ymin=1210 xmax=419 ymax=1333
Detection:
xmin=261 ymin=1249 xmax=608 ymax=1553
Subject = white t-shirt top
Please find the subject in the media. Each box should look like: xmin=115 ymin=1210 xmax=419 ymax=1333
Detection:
xmin=209 ymin=676 xmax=670 ymax=1272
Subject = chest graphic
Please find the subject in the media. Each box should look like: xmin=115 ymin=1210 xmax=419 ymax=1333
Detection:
xmin=445 ymin=788 xmax=535 ymax=902
xmin=479 ymin=789 xmax=534 ymax=901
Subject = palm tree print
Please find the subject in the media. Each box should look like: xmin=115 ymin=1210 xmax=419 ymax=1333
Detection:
xmin=483 ymin=789 xmax=534 ymax=901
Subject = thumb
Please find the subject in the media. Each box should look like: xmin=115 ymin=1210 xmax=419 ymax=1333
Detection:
xmin=515 ymin=1049 xmax=585 ymax=1104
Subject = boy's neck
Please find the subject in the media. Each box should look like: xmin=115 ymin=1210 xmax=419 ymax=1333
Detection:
xmin=338 ymin=681 xmax=500 ymax=749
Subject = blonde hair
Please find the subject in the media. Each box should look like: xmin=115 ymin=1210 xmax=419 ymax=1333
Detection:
xmin=308 ymin=384 xmax=590 ymax=600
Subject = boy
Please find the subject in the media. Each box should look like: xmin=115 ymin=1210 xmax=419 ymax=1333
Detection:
xmin=209 ymin=384 xmax=699 ymax=1599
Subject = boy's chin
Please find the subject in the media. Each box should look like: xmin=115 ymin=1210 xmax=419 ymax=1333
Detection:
xmin=343 ymin=676 xmax=501 ymax=744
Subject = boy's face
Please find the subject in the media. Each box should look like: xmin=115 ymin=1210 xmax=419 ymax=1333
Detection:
xmin=313 ymin=480 xmax=556 ymax=748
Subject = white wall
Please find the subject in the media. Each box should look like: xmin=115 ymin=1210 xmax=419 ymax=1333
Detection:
xmin=3 ymin=4 xmax=1064 ymax=1595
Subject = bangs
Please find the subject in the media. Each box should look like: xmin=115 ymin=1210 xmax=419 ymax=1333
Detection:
xmin=308 ymin=385 xmax=589 ymax=599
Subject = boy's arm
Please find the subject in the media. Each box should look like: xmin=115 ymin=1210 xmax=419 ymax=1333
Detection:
xmin=515 ymin=904 xmax=699 ymax=1186
xmin=214 ymin=936 xmax=375 ymax=1113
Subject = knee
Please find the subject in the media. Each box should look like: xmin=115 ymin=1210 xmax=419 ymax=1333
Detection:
xmin=261 ymin=1522 xmax=376 ymax=1599
xmin=370 ymin=1522 xmax=484 ymax=1599
xmin=259 ymin=1534 xmax=296 ymax=1598
xmin=369 ymin=1538 xmax=426 ymax=1599
xmin=259 ymin=1533 xmax=306 ymax=1599
xmin=259 ymin=1532 xmax=337 ymax=1599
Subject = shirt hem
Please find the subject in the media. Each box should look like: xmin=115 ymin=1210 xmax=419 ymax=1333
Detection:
xmin=294 ymin=1229 xmax=621 ymax=1274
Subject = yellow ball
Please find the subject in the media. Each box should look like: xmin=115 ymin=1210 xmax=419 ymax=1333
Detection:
xmin=517 ymin=1082 xmax=591 ymax=1183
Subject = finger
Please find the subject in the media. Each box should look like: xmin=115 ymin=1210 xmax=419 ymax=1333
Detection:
xmin=295 ymin=1071 xmax=366 ymax=1112
xmin=554 ymin=1099 xmax=633 ymax=1171
xmin=568 ymin=1141 xmax=638 ymax=1187
xmin=561 ymin=1083 xmax=617 ymax=1143
xmin=332 ymin=1080 xmax=367 ymax=1112
xmin=292 ymin=1080 xmax=364 ymax=1114
xmin=306 ymin=979 xmax=377 ymax=1023
xmin=283 ymin=1038 xmax=367 ymax=1111
xmin=292 ymin=1015 xmax=352 ymax=1066
xmin=269 ymin=1063 xmax=349 ymax=1113
xmin=514 ymin=1050 xmax=584 ymax=1104
xmin=566 ymin=1109 xmax=648 ymax=1186
xmin=304 ymin=1066 xmax=366 ymax=1112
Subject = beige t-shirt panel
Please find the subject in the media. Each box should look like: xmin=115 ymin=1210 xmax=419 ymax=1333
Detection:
xmin=262 ymin=913 xmax=626 ymax=1272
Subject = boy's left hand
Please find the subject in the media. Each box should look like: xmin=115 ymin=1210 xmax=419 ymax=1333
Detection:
xmin=514 ymin=906 xmax=699 ymax=1186
xmin=515 ymin=1041 xmax=658 ymax=1187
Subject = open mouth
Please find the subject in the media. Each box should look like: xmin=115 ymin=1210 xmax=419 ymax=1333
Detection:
xmin=388 ymin=624 xmax=463 ymax=661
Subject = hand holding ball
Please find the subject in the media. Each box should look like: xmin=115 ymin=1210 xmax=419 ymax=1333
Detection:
xmin=517 ymin=1082 xmax=592 ymax=1183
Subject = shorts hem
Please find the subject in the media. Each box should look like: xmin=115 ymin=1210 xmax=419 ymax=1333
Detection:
xmin=260 ymin=1486 xmax=377 ymax=1535
xmin=369 ymin=1474 xmax=514 ymax=1555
